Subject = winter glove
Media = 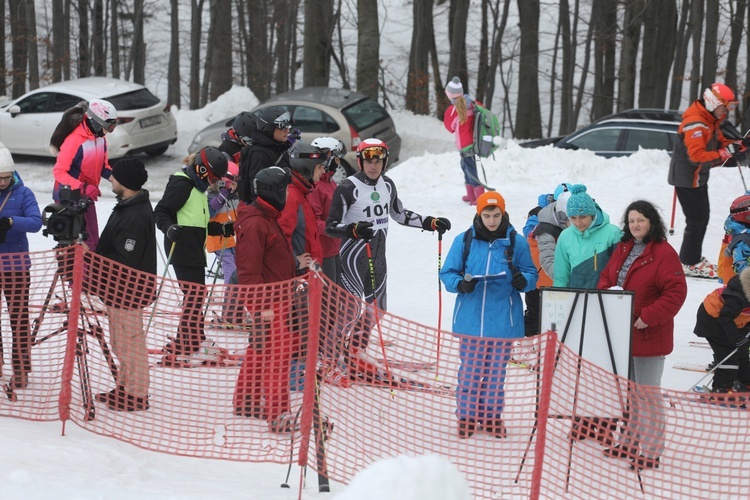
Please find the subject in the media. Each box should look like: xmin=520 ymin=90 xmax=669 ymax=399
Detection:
xmin=82 ymin=184 xmax=101 ymax=202
xmin=166 ymin=224 xmax=184 ymax=242
xmin=0 ymin=227 xmax=7 ymax=244
xmin=457 ymin=277 xmax=478 ymax=294
xmin=511 ymin=270 xmax=527 ymax=291
xmin=221 ymin=221 xmax=235 ymax=237
xmin=0 ymin=217 xmax=11 ymax=231
xmin=422 ymin=216 xmax=452 ymax=234
xmin=742 ymin=136 xmax=750 ymax=149
xmin=718 ymin=142 xmax=747 ymax=162
xmin=347 ymin=221 xmax=374 ymax=241
xmin=287 ymin=128 xmax=302 ymax=144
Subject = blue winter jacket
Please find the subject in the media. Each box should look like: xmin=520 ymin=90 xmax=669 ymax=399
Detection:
xmin=440 ymin=224 xmax=537 ymax=338
xmin=0 ymin=172 xmax=42 ymax=271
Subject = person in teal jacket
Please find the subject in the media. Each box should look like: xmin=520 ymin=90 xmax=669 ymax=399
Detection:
xmin=552 ymin=183 xmax=622 ymax=446
xmin=553 ymin=184 xmax=622 ymax=289
xmin=440 ymin=191 xmax=537 ymax=439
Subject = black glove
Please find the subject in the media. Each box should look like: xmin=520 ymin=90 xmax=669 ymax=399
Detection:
xmin=457 ymin=277 xmax=478 ymax=294
xmin=742 ymin=136 xmax=750 ymax=149
xmin=0 ymin=227 xmax=7 ymax=244
xmin=0 ymin=217 xmax=11 ymax=231
xmin=422 ymin=216 xmax=452 ymax=234
xmin=221 ymin=221 xmax=235 ymax=237
xmin=167 ymin=224 xmax=184 ymax=242
xmin=347 ymin=221 xmax=374 ymax=241
xmin=511 ymin=270 xmax=527 ymax=291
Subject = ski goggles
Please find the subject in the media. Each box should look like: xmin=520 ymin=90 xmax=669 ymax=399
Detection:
xmin=274 ymin=111 xmax=293 ymax=130
xmin=711 ymin=87 xmax=738 ymax=111
xmin=359 ymin=146 xmax=388 ymax=161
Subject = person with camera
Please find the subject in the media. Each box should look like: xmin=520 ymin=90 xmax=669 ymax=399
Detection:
xmin=154 ymin=147 xmax=229 ymax=365
xmin=51 ymin=99 xmax=117 ymax=251
xmin=0 ymin=147 xmax=42 ymax=389
xmin=90 ymin=158 xmax=156 ymax=411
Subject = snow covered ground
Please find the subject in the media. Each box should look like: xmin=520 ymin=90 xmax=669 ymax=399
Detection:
xmin=1 ymin=92 xmax=739 ymax=498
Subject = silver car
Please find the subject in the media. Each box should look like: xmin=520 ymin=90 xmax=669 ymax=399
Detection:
xmin=189 ymin=87 xmax=402 ymax=176
xmin=0 ymin=77 xmax=177 ymax=158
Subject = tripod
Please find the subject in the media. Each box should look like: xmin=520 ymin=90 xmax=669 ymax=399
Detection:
xmin=11 ymin=243 xmax=117 ymax=421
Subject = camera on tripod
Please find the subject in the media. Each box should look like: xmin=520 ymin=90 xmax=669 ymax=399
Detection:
xmin=42 ymin=185 xmax=89 ymax=246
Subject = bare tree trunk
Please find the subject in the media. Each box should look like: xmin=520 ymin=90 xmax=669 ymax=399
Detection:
xmin=515 ymin=0 xmax=541 ymax=139
xmin=617 ymin=0 xmax=642 ymax=113
xmin=558 ymin=0 xmax=574 ymax=133
xmin=274 ymin=0 xmax=297 ymax=93
xmin=547 ymin=16 xmax=561 ymax=137
xmin=168 ymin=0 xmax=181 ymax=108
xmin=92 ymin=0 xmax=105 ymax=76
xmin=0 ymin=0 xmax=5 ymax=95
xmin=330 ymin=0 xmax=350 ymax=88
xmin=639 ymin=0 xmax=676 ymax=108
xmin=25 ymin=0 xmax=39 ymax=90
xmin=475 ymin=0 xmax=489 ymax=103
xmin=63 ymin=0 xmax=71 ymax=79
xmin=78 ymin=0 xmax=90 ymax=77
xmin=591 ymin=0 xmax=617 ymax=119
xmin=357 ymin=0 xmax=380 ymax=99
xmin=405 ymin=0 xmax=432 ymax=114
xmin=669 ymin=0 xmax=691 ymax=110
xmin=482 ymin=0 xmax=510 ymax=111
xmin=235 ymin=0 xmax=247 ymax=85
xmin=726 ymin=0 xmax=746 ymax=124
xmin=701 ymin=0 xmax=719 ymax=90
xmin=190 ymin=0 xmax=205 ymax=109
xmin=446 ymin=0 xmax=470 ymax=91
xmin=9 ymin=0 xmax=28 ymax=97
xmin=689 ymin=0 xmax=703 ymax=100
xmin=110 ymin=0 xmax=120 ymax=78
xmin=303 ymin=0 xmax=333 ymax=86
xmin=245 ymin=0 xmax=270 ymax=101
xmin=52 ymin=0 xmax=65 ymax=82
xmin=130 ymin=0 xmax=146 ymax=84
xmin=208 ymin=0 xmax=233 ymax=101
xmin=573 ymin=11 xmax=594 ymax=127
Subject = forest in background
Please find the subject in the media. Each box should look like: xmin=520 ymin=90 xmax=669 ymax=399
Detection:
xmin=1 ymin=0 xmax=749 ymax=140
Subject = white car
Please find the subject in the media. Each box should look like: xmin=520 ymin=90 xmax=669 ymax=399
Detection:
xmin=0 ymin=77 xmax=177 ymax=158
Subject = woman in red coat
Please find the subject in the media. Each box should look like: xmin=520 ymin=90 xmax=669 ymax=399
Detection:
xmin=597 ymin=200 xmax=687 ymax=470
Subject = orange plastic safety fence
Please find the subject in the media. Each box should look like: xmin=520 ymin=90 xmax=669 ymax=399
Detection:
xmin=1 ymin=247 xmax=749 ymax=499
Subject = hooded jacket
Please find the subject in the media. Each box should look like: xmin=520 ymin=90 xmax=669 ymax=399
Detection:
xmin=553 ymin=206 xmax=622 ymax=289
xmin=598 ymin=238 xmax=687 ymax=357
xmin=668 ymin=99 xmax=731 ymax=189
xmin=52 ymin=120 xmax=111 ymax=198
xmin=308 ymin=170 xmax=339 ymax=259
xmin=440 ymin=216 xmax=537 ymax=339
xmin=695 ymin=269 xmax=750 ymax=345
xmin=238 ymin=131 xmax=291 ymax=203
xmin=278 ymin=171 xmax=322 ymax=267
xmin=529 ymin=200 xmax=568 ymax=286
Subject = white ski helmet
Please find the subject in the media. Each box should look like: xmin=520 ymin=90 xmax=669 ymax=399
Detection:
xmin=86 ymin=99 xmax=118 ymax=135
xmin=311 ymin=136 xmax=347 ymax=171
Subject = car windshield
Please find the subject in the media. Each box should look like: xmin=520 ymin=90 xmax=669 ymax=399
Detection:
xmin=342 ymin=98 xmax=391 ymax=131
xmin=106 ymin=88 xmax=160 ymax=111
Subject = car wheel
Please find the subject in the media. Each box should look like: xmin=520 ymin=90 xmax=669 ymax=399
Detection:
xmin=144 ymin=144 xmax=170 ymax=157
xmin=333 ymin=159 xmax=356 ymax=184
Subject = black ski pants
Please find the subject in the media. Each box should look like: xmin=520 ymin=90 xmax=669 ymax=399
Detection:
xmin=675 ymin=185 xmax=710 ymax=266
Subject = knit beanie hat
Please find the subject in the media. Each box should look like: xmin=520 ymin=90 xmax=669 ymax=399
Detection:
xmin=445 ymin=77 xmax=464 ymax=100
xmin=0 ymin=147 xmax=15 ymax=174
xmin=476 ymin=190 xmax=506 ymax=215
xmin=112 ymin=157 xmax=148 ymax=191
xmin=566 ymin=184 xmax=597 ymax=217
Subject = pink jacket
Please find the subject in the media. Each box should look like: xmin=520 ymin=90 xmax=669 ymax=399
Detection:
xmin=443 ymin=97 xmax=476 ymax=150
xmin=52 ymin=121 xmax=110 ymax=196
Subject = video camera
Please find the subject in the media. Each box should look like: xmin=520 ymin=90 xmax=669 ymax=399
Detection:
xmin=42 ymin=185 xmax=89 ymax=246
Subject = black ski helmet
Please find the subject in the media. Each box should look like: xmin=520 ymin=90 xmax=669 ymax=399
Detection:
xmin=255 ymin=106 xmax=292 ymax=138
xmin=288 ymin=142 xmax=327 ymax=182
xmin=232 ymin=111 xmax=256 ymax=145
xmin=196 ymin=146 xmax=229 ymax=181
xmin=254 ymin=166 xmax=292 ymax=211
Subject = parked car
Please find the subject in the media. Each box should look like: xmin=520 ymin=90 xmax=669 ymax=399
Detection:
xmin=188 ymin=87 xmax=402 ymax=177
xmin=520 ymin=108 xmax=741 ymax=157
xmin=0 ymin=77 xmax=177 ymax=159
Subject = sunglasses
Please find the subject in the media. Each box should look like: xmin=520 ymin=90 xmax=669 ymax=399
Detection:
xmin=360 ymin=146 xmax=387 ymax=161
xmin=274 ymin=111 xmax=292 ymax=130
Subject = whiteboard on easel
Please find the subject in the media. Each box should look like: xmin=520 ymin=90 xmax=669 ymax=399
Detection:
xmin=540 ymin=287 xmax=634 ymax=418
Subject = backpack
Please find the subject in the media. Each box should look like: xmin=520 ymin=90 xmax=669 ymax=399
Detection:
xmin=473 ymin=104 xmax=501 ymax=158
xmin=461 ymin=226 xmax=517 ymax=275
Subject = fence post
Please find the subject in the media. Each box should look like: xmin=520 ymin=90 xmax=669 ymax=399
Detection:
xmin=529 ymin=330 xmax=558 ymax=500
xmin=297 ymin=271 xmax=323 ymax=468
xmin=57 ymin=245 xmax=84 ymax=431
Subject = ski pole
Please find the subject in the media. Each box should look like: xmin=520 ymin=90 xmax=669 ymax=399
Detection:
xmin=688 ymin=334 xmax=749 ymax=391
xmin=145 ymin=241 xmax=176 ymax=335
xmin=738 ymin=165 xmax=748 ymax=192
xmin=669 ymin=188 xmax=677 ymax=236
xmin=365 ymin=242 xmax=394 ymax=393
xmin=436 ymin=232 xmax=443 ymax=378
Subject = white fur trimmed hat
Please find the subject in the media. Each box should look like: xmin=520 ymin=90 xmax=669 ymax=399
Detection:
xmin=0 ymin=146 xmax=15 ymax=174
xmin=445 ymin=77 xmax=464 ymax=100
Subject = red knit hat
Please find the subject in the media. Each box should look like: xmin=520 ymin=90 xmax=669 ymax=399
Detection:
xmin=476 ymin=191 xmax=505 ymax=214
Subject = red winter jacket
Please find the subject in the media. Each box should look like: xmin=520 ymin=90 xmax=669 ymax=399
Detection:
xmin=235 ymin=199 xmax=296 ymax=289
xmin=278 ymin=171 xmax=323 ymax=266
xmin=308 ymin=170 xmax=339 ymax=259
xmin=597 ymin=239 xmax=688 ymax=357
xmin=443 ymin=98 xmax=477 ymax=151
